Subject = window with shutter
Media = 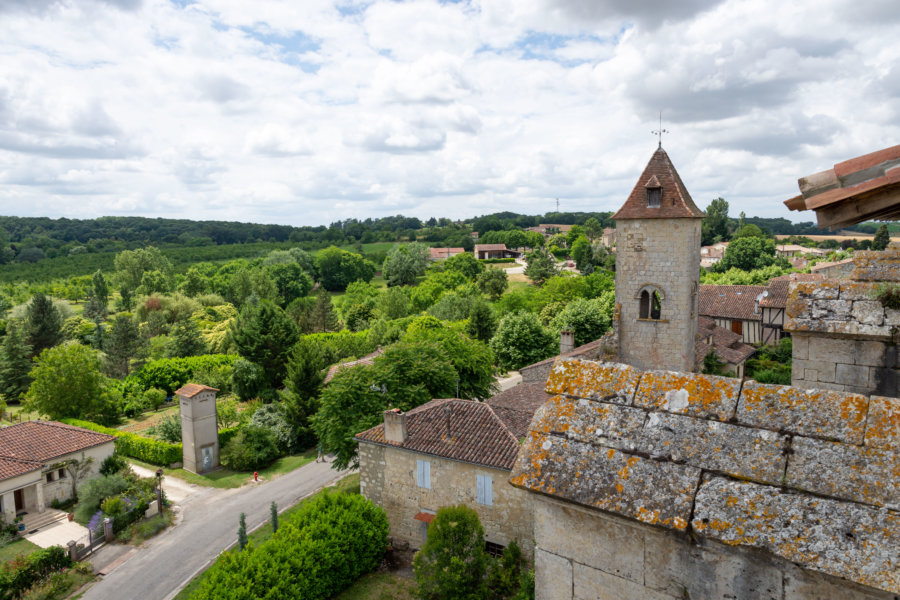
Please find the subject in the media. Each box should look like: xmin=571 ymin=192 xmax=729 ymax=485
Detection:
xmin=476 ymin=474 xmax=493 ymax=505
xmin=417 ymin=459 xmax=431 ymax=489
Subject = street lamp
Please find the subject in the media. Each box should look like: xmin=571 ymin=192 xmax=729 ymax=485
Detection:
xmin=156 ymin=468 xmax=163 ymax=517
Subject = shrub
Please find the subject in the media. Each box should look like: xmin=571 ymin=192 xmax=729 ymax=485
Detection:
xmin=248 ymin=404 xmax=297 ymax=454
xmin=60 ymin=419 xmax=182 ymax=466
xmin=99 ymin=453 xmax=129 ymax=476
xmin=190 ymin=492 xmax=388 ymax=600
xmin=217 ymin=426 xmax=243 ymax=448
xmin=100 ymin=495 xmax=126 ymax=517
xmin=148 ymin=413 xmax=182 ymax=443
xmin=74 ymin=474 xmax=129 ymax=522
xmin=230 ymin=358 xmax=266 ymax=401
xmin=0 ymin=545 xmax=72 ymax=600
xmin=219 ymin=426 xmax=280 ymax=471
xmin=143 ymin=387 xmax=168 ymax=411
xmin=133 ymin=354 xmax=237 ymax=394
xmin=414 ymin=505 xmax=488 ymax=600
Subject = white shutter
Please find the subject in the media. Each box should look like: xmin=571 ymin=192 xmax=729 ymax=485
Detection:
xmin=423 ymin=461 xmax=431 ymax=489
xmin=416 ymin=460 xmax=424 ymax=487
xmin=484 ymin=475 xmax=493 ymax=506
xmin=476 ymin=475 xmax=485 ymax=504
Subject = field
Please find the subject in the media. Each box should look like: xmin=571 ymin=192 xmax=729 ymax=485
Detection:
xmin=774 ymin=233 xmax=899 ymax=242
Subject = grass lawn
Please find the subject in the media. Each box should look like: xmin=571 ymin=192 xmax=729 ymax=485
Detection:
xmin=507 ymin=277 xmax=532 ymax=289
xmin=116 ymin=403 xmax=180 ymax=435
xmin=172 ymin=473 xmax=361 ymax=600
xmin=0 ymin=538 xmax=41 ymax=565
xmin=130 ymin=449 xmax=317 ymax=489
xmin=334 ymin=572 xmax=416 ymax=600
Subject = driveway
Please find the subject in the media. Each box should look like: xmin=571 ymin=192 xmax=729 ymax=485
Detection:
xmin=80 ymin=460 xmax=348 ymax=600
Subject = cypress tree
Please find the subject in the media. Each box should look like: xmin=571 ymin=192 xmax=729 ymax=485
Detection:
xmin=872 ymin=224 xmax=891 ymax=251
xmin=103 ymin=314 xmax=147 ymax=377
xmin=237 ymin=513 xmax=248 ymax=550
xmin=0 ymin=324 xmax=33 ymax=401
xmin=92 ymin=270 xmax=109 ymax=307
xmin=270 ymin=501 xmax=278 ymax=533
xmin=25 ymin=293 xmax=62 ymax=358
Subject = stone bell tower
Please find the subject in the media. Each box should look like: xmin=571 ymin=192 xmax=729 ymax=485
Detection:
xmin=175 ymin=383 xmax=220 ymax=474
xmin=612 ymin=146 xmax=705 ymax=372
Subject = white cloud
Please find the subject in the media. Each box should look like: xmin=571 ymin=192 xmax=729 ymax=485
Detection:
xmin=0 ymin=0 xmax=898 ymax=225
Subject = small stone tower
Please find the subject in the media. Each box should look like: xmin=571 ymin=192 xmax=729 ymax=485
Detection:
xmin=612 ymin=147 xmax=705 ymax=372
xmin=175 ymin=383 xmax=220 ymax=474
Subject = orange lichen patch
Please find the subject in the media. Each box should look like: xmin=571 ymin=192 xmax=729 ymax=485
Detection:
xmin=784 ymin=296 xmax=810 ymax=320
xmin=791 ymin=280 xmax=840 ymax=299
xmin=633 ymin=370 xmax=740 ymax=420
xmin=737 ymin=381 xmax=868 ymax=444
xmin=545 ymin=358 xmax=641 ymax=402
xmin=865 ymin=396 xmax=900 ymax=450
xmin=838 ymin=281 xmax=879 ymax=301
xmin=786 ymin=436 xmax=899 ymax=508
xmin=693 ymin=477 xmax=900 ymax=594
xmin=530 ymin=394 xmax=646 ymax=450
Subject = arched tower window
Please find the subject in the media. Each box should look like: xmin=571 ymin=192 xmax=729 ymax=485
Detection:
xmin=637 ymin=285 xmax=664 ymax=320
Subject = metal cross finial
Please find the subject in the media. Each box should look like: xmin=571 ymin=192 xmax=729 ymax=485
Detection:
xmin=651 ymin=111 xmax=668 ymax=148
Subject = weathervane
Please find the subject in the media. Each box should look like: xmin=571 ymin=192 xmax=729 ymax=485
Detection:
xmin=651 ymin=111 xmax=668 ymax=148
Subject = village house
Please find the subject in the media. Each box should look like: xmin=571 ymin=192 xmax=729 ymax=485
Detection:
xmin=525 ymin=224 xmax=574 ymax=238
xmin=473 ymin=243 xmax=521 ymax=260
xmin=756 ymin=272 xmax=825 ymax=344
xmin=0 ymin=421 xmax=115 ymax=526
xmin=775 ymin=243 xmax=826 ymax=258
xmin=427 ymin=247 xmax=465 ymax=261
xmin=698 ymin=284 xmax=766 ymax=344
xmin=600 ymin=227 xmax=616 ymax=248
xmin=810 ymin=256 xmax=855 ymax=278
xmin=699 ymin=240 xmax=728 ymax=268
xmin=695 ymin=316 xmax=756 ymax=377
xmin=355 ymin=382 xmax=549 ymax=556
xmin=322 ymin=347 xmax=384 ymax=384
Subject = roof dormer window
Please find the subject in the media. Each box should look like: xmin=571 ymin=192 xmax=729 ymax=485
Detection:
xmin=645 ymin=175 xmax=662 ymax=208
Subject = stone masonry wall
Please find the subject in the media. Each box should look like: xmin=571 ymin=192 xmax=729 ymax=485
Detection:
xmin=792 ymin=333 xmax=898 ymax=396
xmin=533 ymin=495 xmax=895 ymax=600
xmin=616 ymin=218 xmax=701 ymax=372
xmin=358 ymin=441 xmax=533 ymax=555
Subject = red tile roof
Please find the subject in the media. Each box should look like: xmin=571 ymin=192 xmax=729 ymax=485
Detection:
xmin=696 ymin=317 xmax=756 ymax=366
xmin=356 ymin=384 xmax=550 ymax=470
xmin=0 ymin=421 xmax=115 ymax=478
xmin=518 ymin=338 xmax=604 ymax=374
xmin=612 ymin=147 xmax=705 ymax=220
xmin=474 ymin=244 xmax=508 ymax=252
xmin=174 ymin=383 xmax=218 ymax=398
xmin=429 ymin=247 xmax=465 ymax=259
xmin=0 ymin=456 xmax=42 ymax=481
xmin=323 ymin=347 xmax=384 ymax=384
xmin=785 ymin=145 xmax=900 ymax=228
xmin=699 ymin=285 xmax=767 ymax=321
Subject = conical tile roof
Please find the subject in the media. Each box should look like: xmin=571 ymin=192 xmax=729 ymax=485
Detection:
xmin=612 ymin=147 xmax=705 ymax=219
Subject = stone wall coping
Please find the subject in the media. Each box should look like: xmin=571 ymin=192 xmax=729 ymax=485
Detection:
xmin=510 ymin=357 xmax=900 ymax=594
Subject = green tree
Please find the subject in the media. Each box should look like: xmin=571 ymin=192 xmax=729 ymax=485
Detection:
xmin=569 ymin=236 xmax=593 ymax=272
xmin=27 ymin=342 xmax=115 ymax=422
xmin=477 ymin=268 xmax=508 ymax=301
xmin=490 ymin=311 xmax=557 ymax=371
xmin=444 ymin=252 xmax=485 ymax=280
xmin=549 ymin=295 xmax=614 ymax=347
xmin=383 ymin=244 xmax=428 ymax=286
xmin=265 ymin=262 xmax=313 ymax=307
xmin=137 ymin=269 xmax=172 ymax=295
xmin=0 ymin=323 xmax=32 ymax=402
xmin=0 ymin=226 xmax=14 ymax=264
xmin=375 ymin=340 xmax=458 ymax=400
xmin=701 ymin=197 xmax=730 ymax=245
xmin=280 ymin=338 xmax=326 ymax=449
xmin=308 ymin=291 xmax=341 ymax=332
xmin=315 ymin=246 xmax=376 ymax=291
xmin=565 ymin=224 xmax=585 ymax=248
xmin=231 ymin=301 xmax=300 ymax=389
xmin=873 ymin=224 xmax=891 ymax=251
xmin=524 ymin=250 xmax=559 ymax=286
xmin=114 ymin=247 xmax=173 ymax=293
xmin=270 ymin=501 xmax=279 ymax=533
xmin=731 ymin=223 xmax=765 ymax=239
xmin=237 ymin=513 xmax=248 ymax=550
xmin=167 ymin=318 xmax=207 ymax=358
xmin=92 ymin=269 xmax=109 ymax=307
xmin=179 ymin=266 xmax=209 ymax=297
xmin=103 ymin=313 xmax=148 ymax=378
xmin=717 ymin=237 xmax=777 ymax=271
xmin=231 ymin=358 xmax=267 ymax=401
xmin=413 ymin=505 xmax=488 ymax=600
xmin=466 ymin=299 xmax=497 ymax=343
xmin=25 ymin=293 xmax=63 ymax=358
xmin=583 ymin=217 xmax=603 ymax=241
xmin=375 ymin=286 xmax=412 ymax=320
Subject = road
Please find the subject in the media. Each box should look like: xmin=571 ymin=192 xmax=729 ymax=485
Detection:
xmin=81 ymin=460 xmax=348 ymax=600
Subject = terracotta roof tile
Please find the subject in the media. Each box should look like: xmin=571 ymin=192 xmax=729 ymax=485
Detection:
xmin=518 ymin=338 xmax=604 ymax=374
xmin=485 ymin=382 xmax=552 ymax=439
xmin=0 ymin=421 xmax=115 ymax=468
xmin=429 ymin=247 xmax=465 ymax=259
xmin=698 ymin=285 xmax=767 ymax=321
xmin=174 ymin=383 xmax=218 ymax=398
xmin=696 ymin=317 xmax=756 ymax=366
xmin=758 ymin=273 xmax=825 ymax=308
xmin=612 ymin=147 xmax=705 ymax=220
xmin=474 ymin=244 xmax=508 ymax=252
xmin=0 ymin=456 xmax=42 ymax=480
xmin=356 ymin=398 xmax=521 ymax=470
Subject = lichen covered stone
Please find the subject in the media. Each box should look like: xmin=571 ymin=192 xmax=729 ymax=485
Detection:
xmin=632 ymin=370 xmax=740 ymax=420
xmin=545 ymin=358 xmax=641 ymax=403
xmin=692 ymin=477 xmax=900 ymax=594
xmin=529 ymin=394 xmax=645 ymax=452
xmin=865 ymin=396 xmax=900 ymax=449
xmin=736 ymin=381 xmax=868 ymax=444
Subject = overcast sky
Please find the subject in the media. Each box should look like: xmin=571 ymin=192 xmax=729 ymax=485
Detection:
xmin=0 ymin=0 xmax=898 ymax=227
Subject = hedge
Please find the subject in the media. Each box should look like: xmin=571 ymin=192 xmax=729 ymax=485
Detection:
xmin=0 ymin=545 xmax=72 ymax=600
xmin=190 ymin=492 xmax=388 ymax=600
xmin=130 ymin=354 xmax=237 ymax=394
xmin=217 ymin=426 xmax=243 ymax=449
xmin=60 ymin=419 xmax=182 ymax=466
xmin=482 ymin=258 xmax=516 ymax=264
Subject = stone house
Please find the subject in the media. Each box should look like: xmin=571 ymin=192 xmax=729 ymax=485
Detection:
xmin=0 ymin=421 xmax=115 ymax=524
xmin=511 ymin=358 xmax=899 ymax=599
xmin=355 ymin=383 xmax=550 ymax=556
xmin=695 ymin=316 xmax=755 ymax=377
xmin=600 ymin=227 xmax=616 ymax=248
xmin=810 ymin=256 xmax=855 ymax=278
xmin=698 ymin=284 xmax=767 ymax=344
xmin=757 ymin=272 xmax=825 ymax=344
xmin=428 ymin=247 xmax=465 ymax=261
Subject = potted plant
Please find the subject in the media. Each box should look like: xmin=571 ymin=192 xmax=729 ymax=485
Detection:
xmin=14 ymin=516 xmax=24 ymax=531
xmin=67 ymin=512 xmax=74 ymax=522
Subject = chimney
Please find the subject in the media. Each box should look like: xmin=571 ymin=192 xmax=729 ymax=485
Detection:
xmin=383 ymin=408 xmax=407 ymax=444
xmin=560 ymin=329 xmax=575 ymax=354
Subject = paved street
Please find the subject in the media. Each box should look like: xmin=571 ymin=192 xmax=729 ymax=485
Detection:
xmin=80 ymin=460 xmax=348 ymax=600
